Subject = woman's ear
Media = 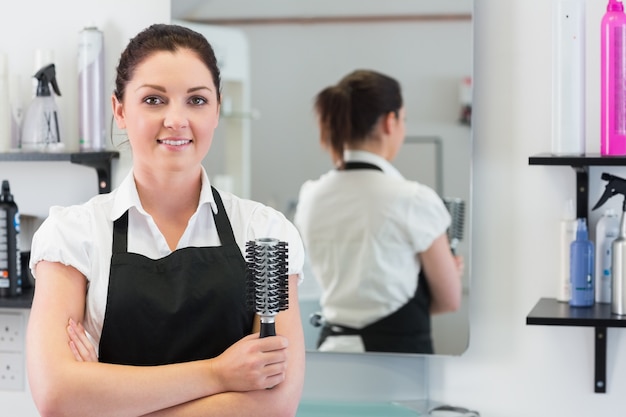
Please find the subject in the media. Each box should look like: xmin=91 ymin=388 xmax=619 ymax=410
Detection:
xmin=381 ymin=111 xmax=396 ymax=135
xmin=111 ymin=94 xmax=126 ymax=129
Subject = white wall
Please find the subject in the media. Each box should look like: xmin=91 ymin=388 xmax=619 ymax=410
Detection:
xmin=428 ymin=0 xmax=626 ymax=415
xmin=0 ymin=1 xmax=169 ymax=415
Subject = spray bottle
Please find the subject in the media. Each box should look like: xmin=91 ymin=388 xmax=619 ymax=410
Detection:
xmin=592 ymin=172 xmax=626 ymax=314
xmin=0 ymin=180 xmax=21 ymax=297
xmin=569 ymin=218 xmax=594 ymax=307
xmin=21 ymin=63 xmax=63 ymax=152
xmin=601 ymin=0 xmax=626 ymax=155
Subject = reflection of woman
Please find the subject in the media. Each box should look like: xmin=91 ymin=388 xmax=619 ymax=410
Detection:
xmin=26 ymin=24 xmax=305 ymax=416
xmin=294 ymin=69 xmax=463 ymax=354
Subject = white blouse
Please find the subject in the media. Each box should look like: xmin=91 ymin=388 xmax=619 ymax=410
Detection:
xmin=294 ymin=150 xmax=450 ymax=329
xmin=30 ymin=168 xmax=304 ymax=349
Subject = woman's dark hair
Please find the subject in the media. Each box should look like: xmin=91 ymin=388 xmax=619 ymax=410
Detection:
xmin=314 ymin=69 xmax=403 ymax=165
xmin=114 ymin=23 xmax=221 ymax=103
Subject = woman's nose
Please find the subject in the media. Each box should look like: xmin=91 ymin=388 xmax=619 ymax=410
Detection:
xmin=163 ymin=104 xmax=189 ymax=130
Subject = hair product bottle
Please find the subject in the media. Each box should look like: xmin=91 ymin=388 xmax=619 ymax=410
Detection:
xmin=551 ymin=0 xmax=585 ymax=155
xmin=570 ymin=218 xmax=595 ymax=307
xmin=601 ymin=0 xmax=626 ymax=155
xmin=0 ymin=180 xmax=21 ymax=298
xmin=78 ymin=25 xmax=105 ymax=151
xmin=595 ymin=208 xmax=620 ymax=303
xmin=557 ymin=199 xmax=577 ymax=302
xmin=612 ymin=202 xmax=626 ymax=315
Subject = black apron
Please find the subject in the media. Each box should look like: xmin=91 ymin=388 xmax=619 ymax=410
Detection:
xmin=99 ymin=187 xmax=255 ymax=366
xmin=317 ymin=161 xmax=434 ymax=354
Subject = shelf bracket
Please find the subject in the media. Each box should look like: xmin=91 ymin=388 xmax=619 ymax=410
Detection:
xmin=70 ymin=152 xmax=118 ymax=194
xmin=595 ymin=326 xmax=607 ymax=393
xmin=573 ymin=165 xmax=588 ymax=219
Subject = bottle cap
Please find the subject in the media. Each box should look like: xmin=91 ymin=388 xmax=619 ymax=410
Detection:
xmin=604 ymin=208 xmax=617 ymax=217
xmin=576 ymin=218 xmax=588 ymax=239
xmin=608 ymin=0 xmax=624 ymax=12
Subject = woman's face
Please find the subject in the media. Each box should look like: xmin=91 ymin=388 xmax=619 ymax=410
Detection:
xmin=112 ymin=48 xmax=220 ymax=175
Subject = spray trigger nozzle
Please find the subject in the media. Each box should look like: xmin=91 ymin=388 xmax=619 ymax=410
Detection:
xmin=34 ymin=63 xmax=61 ymax=97
xmin=593 ymin=172 xmax=626 ymax=211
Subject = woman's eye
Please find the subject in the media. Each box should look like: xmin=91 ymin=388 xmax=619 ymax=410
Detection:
xmin=189 ymin=96 xmax=207 ymax=106
xmin=144 ymin=96 xmax=164 ymax=105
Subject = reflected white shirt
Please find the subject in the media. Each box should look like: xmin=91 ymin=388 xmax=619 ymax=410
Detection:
xmin=30 ymin=167 xmax=304 ymax=348
xmin=294 ymin=150 xmax=449 ymax=329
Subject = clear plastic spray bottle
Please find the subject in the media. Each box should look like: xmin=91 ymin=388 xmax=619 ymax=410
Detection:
xmin=21 ymin=63 xmax=63 ymax=152
xmin=601 ymin=0 xmax=626 ymax=155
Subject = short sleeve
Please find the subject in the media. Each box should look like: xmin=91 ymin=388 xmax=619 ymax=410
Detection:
xmin=29 ymin=205 xmax=95 ymax=280
xmin=405 ymin=185 xmax=451 ymax=253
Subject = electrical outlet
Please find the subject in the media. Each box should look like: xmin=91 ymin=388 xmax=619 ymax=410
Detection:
xmin=0 ymin=312 xmax=24 ymax=352
xmin=0 ymin=352 xmax=23 ymax=391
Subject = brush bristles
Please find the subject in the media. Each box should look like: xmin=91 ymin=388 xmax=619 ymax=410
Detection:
xmin=245 ymin=238 xmax=289 ymax=316
xmin=443 ymin=198 xmax=465 ymax=243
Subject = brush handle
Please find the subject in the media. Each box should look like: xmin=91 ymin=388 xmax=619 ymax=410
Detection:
xmin=260 ymin=321 xmax=276 ymax=338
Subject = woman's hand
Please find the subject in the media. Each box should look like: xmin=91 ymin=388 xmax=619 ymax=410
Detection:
xmin=211 ymin=332 xmax=289 ymax=392
xmin=67 ymin=318 xmax=98 ymax=362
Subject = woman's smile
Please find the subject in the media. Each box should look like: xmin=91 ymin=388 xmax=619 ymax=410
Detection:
xmin=157 ymin=138 xmax=193 ymax=146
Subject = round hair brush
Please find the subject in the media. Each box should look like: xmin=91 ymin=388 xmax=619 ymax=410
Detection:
xmin=245 ymin=238 xmax=289 ymax=337
xmin=443 ymin=197 xmax=465 ymax=255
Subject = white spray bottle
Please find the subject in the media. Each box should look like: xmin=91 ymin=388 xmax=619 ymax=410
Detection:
xmin=592 ymin=172 xmax=626 ymax=314
xmin=21 ymin=63 xmax=64 ymax=152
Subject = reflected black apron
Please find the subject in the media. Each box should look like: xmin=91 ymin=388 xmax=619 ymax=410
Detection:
xmin=317 ymin=161 xmax=433 ymax=354
xmin=99 ymin=187 xmax=255 ymax=366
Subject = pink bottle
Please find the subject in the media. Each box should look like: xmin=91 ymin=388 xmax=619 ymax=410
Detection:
xmin=601 ymin=0 xmax=626 ymax=156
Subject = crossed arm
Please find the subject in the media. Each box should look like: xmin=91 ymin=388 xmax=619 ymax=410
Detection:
xmin=26 ymin=261 xmax=305 ymax=417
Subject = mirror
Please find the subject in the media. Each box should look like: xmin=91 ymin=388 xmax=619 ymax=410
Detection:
xmin=173 ymin=0 xmax=473 ymax=356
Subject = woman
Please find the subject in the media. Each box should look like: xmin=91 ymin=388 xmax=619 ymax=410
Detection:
xmin=294 ymin=69 xmax=463 ymax=354
xmin=26 ymin=24 xmax=305 ymax=417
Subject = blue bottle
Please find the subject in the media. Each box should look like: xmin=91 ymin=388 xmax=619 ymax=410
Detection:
xmin=570 ymin=218 xmax=595 ymax=307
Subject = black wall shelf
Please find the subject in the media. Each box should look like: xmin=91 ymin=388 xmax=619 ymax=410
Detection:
xmin=527 ymin=298 xmax=626 ymax=394
xmin=528 ymin=153 xmax=626 ymax=393
xmin=0 ymin=151 xmax=120 ymax=194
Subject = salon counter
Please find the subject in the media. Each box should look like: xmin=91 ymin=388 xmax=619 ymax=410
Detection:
xmin=296 ymin=400 xmax=425 ymax=416
xmin=0 ymin=287 xmax=34 ymax=309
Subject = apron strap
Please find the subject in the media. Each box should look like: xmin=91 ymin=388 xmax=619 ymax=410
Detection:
xmin=210 ymin=186 xmax=237 ymax=245
xmin=112 ymin=211 xmax=129 ymax=254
